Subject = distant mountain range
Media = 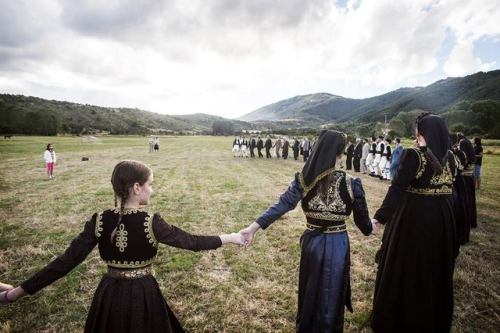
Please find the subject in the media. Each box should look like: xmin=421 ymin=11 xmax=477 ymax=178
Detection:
xmin=239 ymin=70 xmax=500 ymax=125
xmin=1 ymin=70 xmax=499 ymax=135
xmin=0 ymin=94 xmax=251 ymax=135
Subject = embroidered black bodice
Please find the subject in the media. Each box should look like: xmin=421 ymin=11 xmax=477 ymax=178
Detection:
xmin=404 ymin=148 xmax=457 ymax=195
xmin=301 ymin=170 xmax=354 ymax=226
xmin=96 ymin=209 xmax=158 ymax=268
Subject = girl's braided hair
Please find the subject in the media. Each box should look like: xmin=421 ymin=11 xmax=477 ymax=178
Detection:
xmin=110 ymin=160 xmax=152 ymax=243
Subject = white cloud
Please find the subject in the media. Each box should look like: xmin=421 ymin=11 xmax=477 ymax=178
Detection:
xmin=0 ymin=0 xmax=499 ymax=118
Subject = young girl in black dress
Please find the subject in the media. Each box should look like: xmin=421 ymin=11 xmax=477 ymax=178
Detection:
xmin=0 ymin=160 xmax=244 ymax=332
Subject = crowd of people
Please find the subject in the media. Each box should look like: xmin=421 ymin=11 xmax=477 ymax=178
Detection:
xmin=232 ymin=136 xmax=314 ymax=161
xmin=0 ymin=113 xmax=486 ymax=333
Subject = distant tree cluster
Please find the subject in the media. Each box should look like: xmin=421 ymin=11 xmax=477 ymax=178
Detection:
xmin=443 ymin=100 xmax=500 ymax=138
xmin=212 ymin=120 xmax=234 ymax=135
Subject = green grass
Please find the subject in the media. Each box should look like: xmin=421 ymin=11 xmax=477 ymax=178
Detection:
xmin=0 ymin=135 xmax=498 ymax=332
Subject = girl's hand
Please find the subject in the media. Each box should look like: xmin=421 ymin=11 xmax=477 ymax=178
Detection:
xmin=0 ymin=282 xmax=13 ymax=292
xmin=0 ymin=286 xmax=26 ymax=305
xmin=220 ymin=233 xmax=245 ymax=246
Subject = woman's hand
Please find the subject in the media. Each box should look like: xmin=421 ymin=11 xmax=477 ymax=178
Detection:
xmin=239 ymin=222 xmax=261 ymax=248
xmin=371 ymin=218 xmax=380 ymax=235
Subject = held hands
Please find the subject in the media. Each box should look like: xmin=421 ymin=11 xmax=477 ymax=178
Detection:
xmin=371 ymin=218 xmax=380 ymax=235
xmin=0 ymin=283 xmax=23 ymax=305
xmin=239 ymin=222 xmax=261 ymax=248
xmin=220 ymin=233 xmax=246 ymax=246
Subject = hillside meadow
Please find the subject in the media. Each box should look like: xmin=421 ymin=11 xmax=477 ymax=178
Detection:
xmin=0 ymin=135 xmax=498 ymax=332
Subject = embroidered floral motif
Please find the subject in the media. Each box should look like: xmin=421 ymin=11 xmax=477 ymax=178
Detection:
xmin=112 ymin=207 xmax=147 ymax=215
xmin=115 ymin=223 xmax=128 ymax=252
xmin=307 ymin=173 xmax=346 ymax=213
xmin=304 ymin=211 xmax=347 ymax=221
xmin=95 ymin=212 xmax=104 ymax=238
xmin=430 ymin=161 xmax=453 ymax=186
xmin=406 ymin=185 xmax=453 ymax=195
xmin=144 ymin=214 xmax=158 ymax=247
xmin=414 ymin=148 xmax=427 ymax=179
xmin=105 ymin=257 xmax=156 ymax=268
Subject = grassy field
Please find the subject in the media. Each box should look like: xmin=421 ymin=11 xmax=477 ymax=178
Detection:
xmin=0 ymin=135 xmax=498 ymax=332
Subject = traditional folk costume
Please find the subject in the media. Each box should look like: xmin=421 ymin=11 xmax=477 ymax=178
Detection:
xmin=379 ymin=142 xmax=391 ymax=180
xmin=301 ymin=139 xmax=311 ymax=162
xmin=265 ymin=138 xmax=273 ymax=158
xmin=232 ymin=138 xmax=240 ymax=157
xmin=451 ymin=146 xmax=470 ymax=245
xmin=353 ymin=141 xmax=363 ymax=172
xmin=371 ymin=115 xmax=458 ymax=333
xmin=250 ymin=138 xmax=256 ymax=158
xmin=256 ymin=131 xmax=372 ymax=333
xmin=20 ymin=208 xmax=222 ymax=333
xmin=366 ymin=140 xmax=377 ymax=175
xmin=257 ymin=138 xmax=264 ymax=158
xmin=361 ymin=142 xmax=370 ymax=174
xmin=373 ymin=140 xmax=384 ymax=177
xmin=282 ymin=140 xmax=290 ymax=160
xmin=241 ymin=139 xmax=249 ymax=158
xmin=293 ymin=139 xmax=300 ymax=160
xmin=345 ymin=143 xmax=354 ymax=170
xmin=459 ymin=137 xmax=477 ymax=229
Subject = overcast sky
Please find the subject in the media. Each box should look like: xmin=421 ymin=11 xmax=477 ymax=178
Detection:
xmin=1 ymin=0 xmax=499 ymax=119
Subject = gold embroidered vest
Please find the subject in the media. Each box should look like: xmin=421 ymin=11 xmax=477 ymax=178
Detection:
xmin=301 ymin=170 xmax=353 ymax=232
xmin=406 ymin=148 xmax=457 ymax=196
xmin=95 ymin=209 xmax=158 ymax=268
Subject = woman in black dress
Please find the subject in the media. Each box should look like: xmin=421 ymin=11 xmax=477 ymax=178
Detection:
xmin=240 ymin=130 xmax=374 ymax=333
xmin=0 ymin=160 xmax=244 ymax=332
xmin=370 ymin=113 xmax=458 ymax=333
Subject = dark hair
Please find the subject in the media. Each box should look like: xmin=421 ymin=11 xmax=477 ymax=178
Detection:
xmin=372 ymin=137 xmax=376 ymax=141
xmin=396 ymin=138 xmax=401 ymax=143
xmin=317 ymin=134 xmax=346 ymax=196
xmin=474 ymin=137 xmax=482 ymax=145
xmin=416 ymin=112 xmax=444 ymax=175
xmin=387 ymin=138 xmax=392 ymax=144
xmin=110 ymin=160 xmax=152 ymax=242
xmin=46 ymin=143 xmax=52 ymax=151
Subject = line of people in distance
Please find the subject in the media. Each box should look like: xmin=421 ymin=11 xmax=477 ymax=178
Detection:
xmin=344 ymin=136 xmax=403 ymax=181
xmin=232 ymin=136 xmax=313 ymax=161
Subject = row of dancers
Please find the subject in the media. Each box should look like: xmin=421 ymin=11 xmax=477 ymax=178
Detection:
xmin=232 ymin=136 xmax=313 ymax=161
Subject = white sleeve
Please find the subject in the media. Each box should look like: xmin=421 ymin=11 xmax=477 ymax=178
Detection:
xmin=53 ymin=151 xmax=56 ymax=163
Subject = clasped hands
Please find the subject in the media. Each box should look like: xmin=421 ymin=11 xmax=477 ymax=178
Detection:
xmin=232 ymin=218 xmax=380 ymax=248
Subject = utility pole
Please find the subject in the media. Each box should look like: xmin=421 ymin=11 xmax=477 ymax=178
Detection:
xmin=384 ymin=113 xmax=388 ymax=135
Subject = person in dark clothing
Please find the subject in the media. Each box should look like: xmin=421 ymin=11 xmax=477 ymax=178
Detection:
xmin=264 ymin=136 xmax=273 ymax=158
xmin=240 ymin=130 xmax=374 ymax=333
xmin=257 ymin=137 xmax=264 ymax=158
xmin=345 ymin=141 xmax=354 ymax=170
xmin=458 ymin=134 xmax=477 ymax=229
xmin=282 ymin=139 xmax=290 ymax=160
xmin=371 ymin=113 xmax=458 ymax=333
xmin=250 ymin=137 xmax=256 ymax=158
xmin=353 ymin=139 xmax=363 ymax=172
xmin=473 ymin=137 xmax=483 ymax=190
xmin=0 ymin=160 xmax=244 ymax=333
xmin=293 ymin=138 xmax=300 ymax=160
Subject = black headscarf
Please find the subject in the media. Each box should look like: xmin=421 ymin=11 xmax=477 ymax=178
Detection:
xmin=416 ymin=113 xmax=450 ymax=163
xmin=458 ymin=134 xmax=475 ymax=164
xmin=297 ymin=130 xmax=346 ymax=195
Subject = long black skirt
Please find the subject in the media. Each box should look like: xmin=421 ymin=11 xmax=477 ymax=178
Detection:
xmin=85 ymin=274 xmax=184 ymax=333
xmin=371 ymin=193 xmax=456 ymax=333
xmin=453 ymin=175 xmax=470 ymax=245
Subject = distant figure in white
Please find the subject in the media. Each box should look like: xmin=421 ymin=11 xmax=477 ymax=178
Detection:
xmin=241 ymin=137 xmax=249 ymax=158
xmin=148 ymin=137 xmax=154 ymax=153
xmin=379 ymin=138 xmax=392 ymax=180
xmin=44 ymin=143 xmax=57 ymax=179
xmin=301 ymin=137 xmax=311 ymax=162
xmin=361 ymin=138 xmax=370 ymax=174
xmin=232 ymin=137 xmax=241 ymax=157
xmin=153 ymin=137 xmax=160 ymax=152
xmin=366 ymin=137 xmax=377 ymax=175
xmin=372 ymin=136 xmax=384 ymax=177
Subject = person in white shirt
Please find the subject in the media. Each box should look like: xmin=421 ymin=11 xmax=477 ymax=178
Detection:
xmin=43 ymin=143 xmax=56 ymax=179
xmin=361 ymin=138 xmax=370 ymax=174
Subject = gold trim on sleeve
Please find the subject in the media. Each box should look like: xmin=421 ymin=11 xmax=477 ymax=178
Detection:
xmin=95 ymin=212 xmax=103 ymax=238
